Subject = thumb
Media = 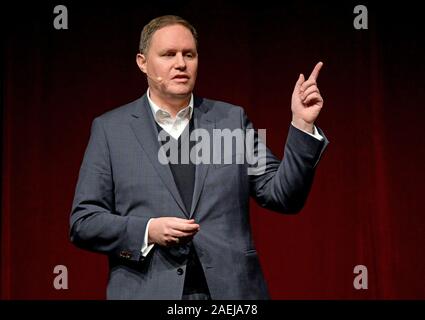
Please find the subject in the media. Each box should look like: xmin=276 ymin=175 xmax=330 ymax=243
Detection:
xmin=294 ymin=73 xmax=305 ymax=91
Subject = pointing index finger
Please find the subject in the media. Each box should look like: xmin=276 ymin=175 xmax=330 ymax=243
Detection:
xmin=308 ymin=61 xmax=324 ymax=81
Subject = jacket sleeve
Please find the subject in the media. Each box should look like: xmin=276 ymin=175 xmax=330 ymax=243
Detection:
xmin=69 ymin=118 xmax=150 ymax=263
xmin=244 ymin=108 xmax=329 ymax=213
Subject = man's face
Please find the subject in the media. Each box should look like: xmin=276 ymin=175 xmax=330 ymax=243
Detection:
xmin=138 ymin=24 xmax=198 ymax=99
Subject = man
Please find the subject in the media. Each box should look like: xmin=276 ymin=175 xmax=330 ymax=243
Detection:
xmin=70 ymin=15 xmax=329 ymax=300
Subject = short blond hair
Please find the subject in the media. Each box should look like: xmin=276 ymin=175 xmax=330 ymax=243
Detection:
xmin=139 ymin=15 xmax=198 ymax=54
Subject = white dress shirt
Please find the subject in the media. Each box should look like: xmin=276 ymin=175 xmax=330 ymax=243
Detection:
xmin=141 ymin=89 xmax=194 ymax=256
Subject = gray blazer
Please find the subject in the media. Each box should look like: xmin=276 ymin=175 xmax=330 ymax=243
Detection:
xmin=70 ymin=94 xmax=328 ymax=299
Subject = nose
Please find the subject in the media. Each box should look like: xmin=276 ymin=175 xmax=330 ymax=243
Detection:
xmin=174 ymin=53 xmax=186 ymax=70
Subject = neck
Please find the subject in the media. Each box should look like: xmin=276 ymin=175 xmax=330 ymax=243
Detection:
xmin=149 ymin=88 xmax=191 ymax=118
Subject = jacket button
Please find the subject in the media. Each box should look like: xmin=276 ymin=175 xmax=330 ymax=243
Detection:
xmin=120 ymin=250 xmax=132 ymax=259
xmin=177 ymin=268 xmax=184 ymax=275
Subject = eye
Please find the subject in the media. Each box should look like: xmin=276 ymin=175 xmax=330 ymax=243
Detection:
xmin=185 ymin=52 xmax=197 ymax=59
xmin=161 ymin=51 xmax=176 ymax=57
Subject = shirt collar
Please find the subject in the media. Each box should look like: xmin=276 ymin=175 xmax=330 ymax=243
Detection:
xmin=147 ymin=88 xmax=193 ymax=124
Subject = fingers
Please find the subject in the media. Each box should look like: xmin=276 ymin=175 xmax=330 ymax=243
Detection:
xmin=168 ymin=218 xmax=199 ymax=240
xmin=300 ymin=85 xmax=320 ymax=101
xmin=299 ymin=63 xmax=323 ymax=105
xmin=172 ymin=220 xmax=200 ymax=232
xmin=294 ymin=62 xmax=323 ymax=95
xmin=167 ymin=225 xmax=197 ymax=246
xmin=300 ymin=78 xmax=317 ymax=93
xmin=303 ymin=92 xmax=323 ymax=105
xmin=308 ymin=61 xmax=323 ymax=81
xmin=152 ymin=217 xmax=201 ymax=247
xmin=170 ymin=218 xmax=196 ymax=223
xmin=170 ymin=228 xmax=198 ymax=238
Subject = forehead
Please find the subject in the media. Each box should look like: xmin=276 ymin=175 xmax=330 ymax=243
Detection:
xmin=150 ymin=24 xmax=196 ymax=51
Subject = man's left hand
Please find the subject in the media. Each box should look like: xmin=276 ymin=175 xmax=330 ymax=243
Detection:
xmin=291 ymin=62 xmax=324 ymax=134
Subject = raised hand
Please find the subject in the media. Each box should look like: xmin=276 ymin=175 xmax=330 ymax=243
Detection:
xmin=291 ymin=62 xmax=324 ymax=133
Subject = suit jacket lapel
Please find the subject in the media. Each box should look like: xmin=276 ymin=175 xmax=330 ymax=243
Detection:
xmin=129 ymin=95 xmax=189 ymax=217
xmin=190 ymin=97 xmax=215 ymax=218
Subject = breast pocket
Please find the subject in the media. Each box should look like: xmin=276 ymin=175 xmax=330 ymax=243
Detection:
xmin=245 ymin=249 xmax=258 ymax=256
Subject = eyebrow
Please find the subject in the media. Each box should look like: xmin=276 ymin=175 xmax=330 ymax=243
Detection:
xmin=158 ymin=48 xmax=197 ymax=54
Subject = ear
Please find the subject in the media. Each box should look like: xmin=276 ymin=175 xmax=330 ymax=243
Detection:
xmin=136 ymin=53 xmax=147 ymax=74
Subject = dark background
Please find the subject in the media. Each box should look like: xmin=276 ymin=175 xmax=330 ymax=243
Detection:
xmin=2 ymin=1 xmax=425 ymax=299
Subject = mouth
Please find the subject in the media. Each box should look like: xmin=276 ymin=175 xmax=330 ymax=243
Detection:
xmin=172 ymin=74 xmax=190 ymax=82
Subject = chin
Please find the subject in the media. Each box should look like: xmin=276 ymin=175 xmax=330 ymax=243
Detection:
xmin=168 ymin=86 xmax=193 ymax=97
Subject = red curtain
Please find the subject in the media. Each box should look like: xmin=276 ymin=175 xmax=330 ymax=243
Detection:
xmin=2 ymin=1 xmax=425 ymax=299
